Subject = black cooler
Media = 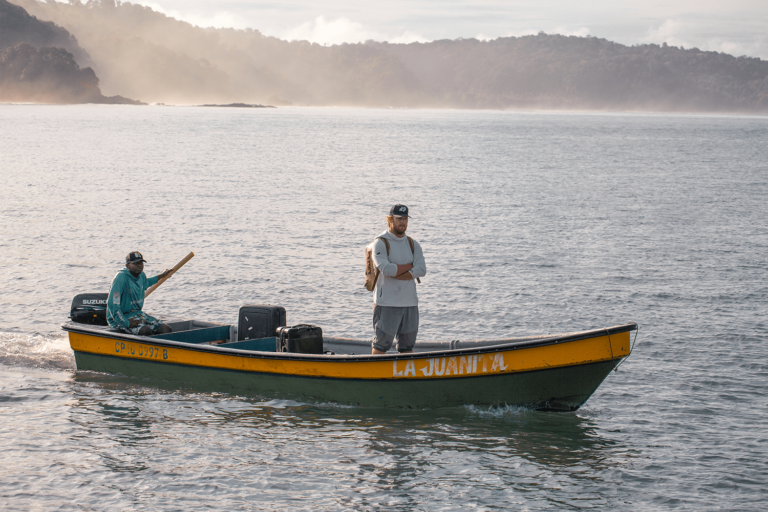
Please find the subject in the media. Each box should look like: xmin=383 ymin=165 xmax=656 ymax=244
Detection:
xmin=238 ymin=305 xmax=287 ymax=341
xmin=276 ymin=325 xmax=323 ymax=354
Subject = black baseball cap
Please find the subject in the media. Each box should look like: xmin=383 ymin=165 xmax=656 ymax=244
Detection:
xmin=389 ymin=204 xmax=410 ymax=218
xmin=126 ymin=251 xmax=147 ymax=264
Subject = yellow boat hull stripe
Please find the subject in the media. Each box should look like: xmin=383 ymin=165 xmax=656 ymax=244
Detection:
xmin=69 ymin=331 xmax=630 ymax=381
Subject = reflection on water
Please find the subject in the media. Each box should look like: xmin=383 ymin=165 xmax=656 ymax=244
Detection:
xmin=62 ymin=371 xmax=633 ymax=509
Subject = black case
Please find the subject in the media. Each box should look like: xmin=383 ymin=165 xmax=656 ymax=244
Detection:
xmin=276 ymin=324 xmax=323 ymax=354
xmin=70 ymin=293 xmax=108 ymax=326
xmin=238 ymin=305 xmax=287 ymax=341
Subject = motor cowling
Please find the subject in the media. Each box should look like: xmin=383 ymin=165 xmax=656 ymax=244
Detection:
xmin=70 ymin=293 xmax=108 ymax=326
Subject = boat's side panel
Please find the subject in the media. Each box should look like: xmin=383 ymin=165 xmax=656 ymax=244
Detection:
xmin=69 ymin=331 xmax=630 ymax=381
xmin=72 ymin=350 xmax=619 ymax=409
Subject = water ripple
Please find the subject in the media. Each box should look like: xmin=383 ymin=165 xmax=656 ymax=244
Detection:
xmin=1 ymin=106 xmax=767 ymax=510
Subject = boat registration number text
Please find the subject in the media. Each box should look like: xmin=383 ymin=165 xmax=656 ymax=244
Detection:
xmin=115 ymin=341 xmax=168 ymax=360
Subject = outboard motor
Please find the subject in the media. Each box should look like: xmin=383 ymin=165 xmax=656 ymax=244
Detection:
xmin=70 ymin=293 xmax=108 ymax=326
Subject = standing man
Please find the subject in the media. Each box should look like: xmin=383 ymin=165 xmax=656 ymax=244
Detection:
xmin=107 ymin=251 xmax=173 ymax=335
xmin=371 ymin=204 xmax=427 ymax=354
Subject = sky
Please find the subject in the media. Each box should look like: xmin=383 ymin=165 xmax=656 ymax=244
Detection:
xmin=133 ymin=0 xmax=768 ymax=59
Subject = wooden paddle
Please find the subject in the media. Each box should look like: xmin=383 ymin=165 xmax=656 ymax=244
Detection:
xmin=145 ymin=251 xmax=194 ymax=298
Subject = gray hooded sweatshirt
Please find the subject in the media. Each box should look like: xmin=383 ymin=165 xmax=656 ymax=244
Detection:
xmin=372 ymin=230 xmax=427 ymax=307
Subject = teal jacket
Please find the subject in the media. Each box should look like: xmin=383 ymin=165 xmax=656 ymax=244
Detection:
xmin=106 ymin=268 xmax=159 ymax=329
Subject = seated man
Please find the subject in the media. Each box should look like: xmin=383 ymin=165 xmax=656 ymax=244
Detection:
xmin=107 ymin=251 xmax=173 ymax=335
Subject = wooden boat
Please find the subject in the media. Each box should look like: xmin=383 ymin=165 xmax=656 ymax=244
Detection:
xmin=63 ymin=316 xmax=637 ymax=410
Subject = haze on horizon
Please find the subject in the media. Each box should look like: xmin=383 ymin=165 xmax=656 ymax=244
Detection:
xmin=134 ymin=0 xmax=768 ymax=59
xmin=5 ymin=0 xmax=768 ymax=112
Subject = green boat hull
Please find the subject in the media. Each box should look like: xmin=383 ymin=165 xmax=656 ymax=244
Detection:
xmin=74 ymin=351 xmax=619 ymax=410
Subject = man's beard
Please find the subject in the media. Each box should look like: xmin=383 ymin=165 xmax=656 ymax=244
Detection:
xmin=392 ymin=226 xmax=406 ymax=236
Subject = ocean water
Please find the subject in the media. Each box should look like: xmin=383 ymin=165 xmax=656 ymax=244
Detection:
xmin=1 ymin=105 xmax=767 ymax=510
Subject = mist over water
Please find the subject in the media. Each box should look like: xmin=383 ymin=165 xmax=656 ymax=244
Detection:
xmin=1 ymin=105 xmax=767 ymax=509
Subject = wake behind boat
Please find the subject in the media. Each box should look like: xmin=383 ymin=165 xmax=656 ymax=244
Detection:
xmin=63 ymin=295 xmax=637 ymax=410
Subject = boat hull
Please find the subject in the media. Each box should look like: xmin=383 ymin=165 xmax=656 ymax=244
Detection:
xmin=73 ymin=349 xmax=620 ymax=409
xmin=65 ymin=324 xmax=636 ymax=409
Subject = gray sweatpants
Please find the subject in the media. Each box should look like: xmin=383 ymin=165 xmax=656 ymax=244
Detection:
xmin=372 ymin=305 xmax=419 ymax=352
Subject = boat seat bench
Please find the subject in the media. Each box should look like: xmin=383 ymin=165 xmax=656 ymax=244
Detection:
xmin=217 ymin=337 xmax=277 ymax=352
xmin=151 ymin=325 xmax=231 ymax=345
xmin=151 ymin=325 xmax=277 ymax=352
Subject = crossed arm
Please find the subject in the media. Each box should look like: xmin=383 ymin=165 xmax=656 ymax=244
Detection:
xmin=392 ymin=264 xmax=415 ymax=280
xmin=373 ymin=238 xmax=425 ymax=281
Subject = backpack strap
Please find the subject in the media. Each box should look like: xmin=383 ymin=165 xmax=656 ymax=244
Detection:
xmin=378 ymin=237 xmax=390 ymax=255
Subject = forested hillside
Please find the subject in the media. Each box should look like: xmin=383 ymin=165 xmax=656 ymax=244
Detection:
xmin=7 ymin=0 xmax=768 ymax=112
xmin=0 ymin=0 xmax=89 ymax=63
xmin=371 ymin=37 xmax=768 ymax=111
xmin=0 ymin=0 xmax=141 ymax=103
xmin=11 ymin=0 xmax=425 ymax=106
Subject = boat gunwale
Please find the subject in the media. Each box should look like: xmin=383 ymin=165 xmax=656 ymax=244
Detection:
xmin=63 ymin=322 xmax=637 ymax=362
